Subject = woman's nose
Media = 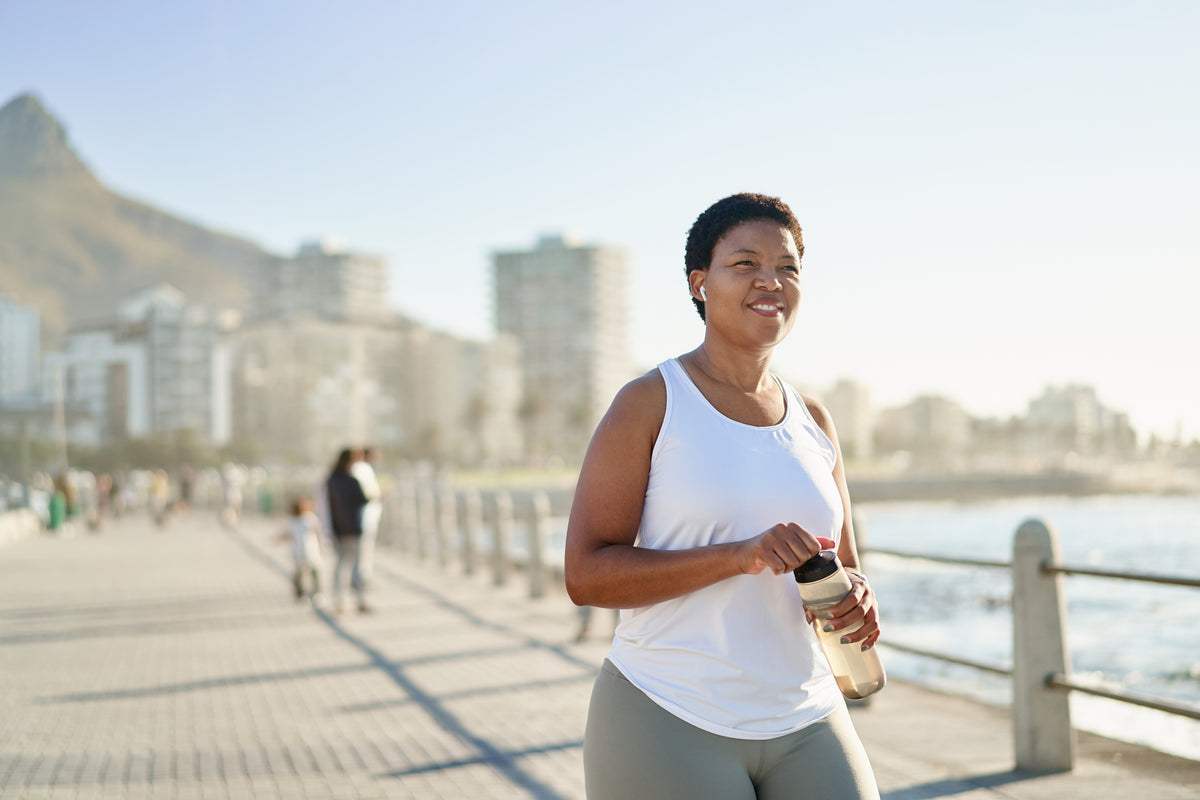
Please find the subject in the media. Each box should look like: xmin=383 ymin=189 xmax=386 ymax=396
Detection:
xmin=754 ymin=269 xmax=782 ymax=289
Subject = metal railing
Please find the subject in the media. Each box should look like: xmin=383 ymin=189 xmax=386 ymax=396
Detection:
xmin=868 ymin=522 xmax=1200 ymax=771
xmin=381 ymin=484 xmax=1200 ymax=773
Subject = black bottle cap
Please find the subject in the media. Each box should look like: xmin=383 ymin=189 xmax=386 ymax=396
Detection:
xmin=793 ymin=550 xmax=839 ymax=583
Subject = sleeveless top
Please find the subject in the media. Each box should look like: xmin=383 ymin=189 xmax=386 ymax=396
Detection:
xmin=605 ymin=357 xmax=845 ymax=739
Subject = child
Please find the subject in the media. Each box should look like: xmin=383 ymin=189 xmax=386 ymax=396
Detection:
xmin=281 ymin=496 xmax=323 ymax=602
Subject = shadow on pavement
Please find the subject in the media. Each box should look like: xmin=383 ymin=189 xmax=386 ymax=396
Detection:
xmin=35 ymin=661 xmax=372 ymax=704
xmin=227 ymin=524 xmax=580 ymax=800
xmin=381 ymin=738 xmax=584 ymax=778
xmin=882 ymin=769 xmax=1039 ymax=799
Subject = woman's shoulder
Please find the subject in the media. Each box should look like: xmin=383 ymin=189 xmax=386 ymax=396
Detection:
xmin=796 ymin=393 xmax=841 ymax=454
xmin=600 ymin=367 xmax=668 ymax=436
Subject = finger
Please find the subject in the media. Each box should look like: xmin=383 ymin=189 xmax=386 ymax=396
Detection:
xmin=789 ymin=523 xmax=822 ymax=557
xmin=778 ymin=524 xmax=820 ymax=566
xmin=828 ymin=583 xmax=868 ymax=619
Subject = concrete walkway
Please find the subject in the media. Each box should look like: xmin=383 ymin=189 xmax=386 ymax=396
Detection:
xmin=1 ymin=513 xmax=1196 ymax=799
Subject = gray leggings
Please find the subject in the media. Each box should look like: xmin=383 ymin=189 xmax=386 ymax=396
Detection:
xmin=584 ymin=660 xmax=880 ymax=800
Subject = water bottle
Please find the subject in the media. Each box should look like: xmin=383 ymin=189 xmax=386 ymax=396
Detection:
xmin=794 ymin=542 xmax=886 ymax=700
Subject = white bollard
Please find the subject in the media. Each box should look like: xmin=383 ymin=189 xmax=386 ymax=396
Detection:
xmin=526 ymin=491 xmax=549 ymax=599
xmin=461 ymin=489 xmax=481 ymax=576
xmin=1012 ymin=518 xmax=1075 ymax=772
xmin=415 ymin=485 xmax=435 ymax=560
xmin=437 ymin=486 xmax=457 ymax=569
xmin=491 ymin=490 xmax=512 ymax=587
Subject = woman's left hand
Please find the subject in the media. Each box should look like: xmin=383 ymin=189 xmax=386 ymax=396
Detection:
xmin=817 ymin=571 xmax=881 ymax=650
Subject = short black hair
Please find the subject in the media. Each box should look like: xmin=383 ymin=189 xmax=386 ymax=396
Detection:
xmin=684 ymin=193 xmax=804 ymax=321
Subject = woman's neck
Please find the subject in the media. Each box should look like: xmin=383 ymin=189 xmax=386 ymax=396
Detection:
xmin=685 ymin=341 xmax=775 ymax=394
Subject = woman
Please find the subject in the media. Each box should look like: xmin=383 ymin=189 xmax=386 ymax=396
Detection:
xmin=325 ymin=448 xmax=370 ymax=614
xmin=565 ymin=193 xmax=881 ymax=799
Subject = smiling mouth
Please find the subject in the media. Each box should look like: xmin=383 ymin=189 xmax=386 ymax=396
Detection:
xmin=749 ymin=302 xmax=784 ymax=314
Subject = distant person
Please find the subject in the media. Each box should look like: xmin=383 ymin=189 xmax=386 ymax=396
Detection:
xmin=565 ymin=194 xmax=881 ymax=799
xmin=178 ymin=465 xmax=195 ymax=513
xmin=150 ymin=469 xmax=171 ymax=527
xmin=279 ymin=496 xmax=323 ymax=603
xmin=220 ymin=465 xmax=243 ymax=529
xmin=325 ymin=448 xmax=371 ymax=614
xmin=96 ymin=473 xmax=114 ymax=521
xmin=351 ymin=446 xmax=383 ymax=593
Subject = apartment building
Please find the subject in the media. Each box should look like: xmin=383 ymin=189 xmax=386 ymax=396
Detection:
xmin=492 ymin=233 xmax=631 ymax=460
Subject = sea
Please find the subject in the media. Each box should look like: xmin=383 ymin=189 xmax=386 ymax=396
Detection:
xmin=854 ymin=493 xmax=1200 ymax=761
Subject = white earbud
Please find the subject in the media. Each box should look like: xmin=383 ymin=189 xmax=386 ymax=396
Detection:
xmin=699 ymin=286 xmax=707 ymax=301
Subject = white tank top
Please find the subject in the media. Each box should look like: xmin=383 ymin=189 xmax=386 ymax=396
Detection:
xmin=605 ymin=357 xmax=845 ymax=739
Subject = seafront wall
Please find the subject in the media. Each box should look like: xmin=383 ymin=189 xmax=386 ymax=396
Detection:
xmin=846 ymin=472 xmax=1112 ymax=503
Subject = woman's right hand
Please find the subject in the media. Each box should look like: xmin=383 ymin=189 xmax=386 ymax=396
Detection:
xmin=736 ymin=523 xmax=822 ymax=576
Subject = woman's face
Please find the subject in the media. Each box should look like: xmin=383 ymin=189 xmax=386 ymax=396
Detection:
xmin=690 ymin=219 xmax=802 ymax=347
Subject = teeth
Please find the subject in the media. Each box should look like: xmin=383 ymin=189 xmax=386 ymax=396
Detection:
xmin=751 ymin=304 xmax=782 ymax=311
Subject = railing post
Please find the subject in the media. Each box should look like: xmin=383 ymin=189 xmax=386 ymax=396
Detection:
xmin=395 ymin=478 xmax=418 ymax=553
xmin=1012 ymin=518 xmax=1075 ymax=772
xmin=526 ymin=491 xmax=549 ymax=598
xmin=461 ymin=488 xmax=481 ymax=576
xmin=415 ymin=483 xmax=434 ymax=560
xmin=437 ymin=485 xmax=456 ymax=569
xmin=491 ymin=490 xmax=512 ymax=587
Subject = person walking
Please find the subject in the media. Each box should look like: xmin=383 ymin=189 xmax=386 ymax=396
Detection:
xmin=565 ymin=193 xmax=882 ymax=799
xmin=350 ymin=446 xmax=383 ymax=604
xmin=325 ymin=448 xmax=371 ymax=614
xmin=281 ymin=495 xmax=323 ymax=602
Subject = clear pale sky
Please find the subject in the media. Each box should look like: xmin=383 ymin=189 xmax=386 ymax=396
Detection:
xmin=3 ymin=1 xmax=1197 ymax=439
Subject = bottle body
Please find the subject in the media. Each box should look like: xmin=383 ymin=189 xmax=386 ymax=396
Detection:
xmin=795 ymin=554 xmax=886 ymax=700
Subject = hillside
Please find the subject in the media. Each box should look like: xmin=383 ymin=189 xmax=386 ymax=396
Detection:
xmin=0 ymin=93 xmax=273 ymax=339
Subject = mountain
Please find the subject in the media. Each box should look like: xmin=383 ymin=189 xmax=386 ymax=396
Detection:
xmin=0 ymin=93 xmax=273 ymax=340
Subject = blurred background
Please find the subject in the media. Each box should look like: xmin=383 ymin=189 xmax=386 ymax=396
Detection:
xmin=1 ymin=1 xmax=1197 ymax=488
xmin=1 ymin=0 xmax=1199 ymax=763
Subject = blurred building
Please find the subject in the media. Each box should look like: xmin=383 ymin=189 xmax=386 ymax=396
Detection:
xmin=1026 ymin=384 xmax=1137 ymax=457
xmin=875 ymin=394 xmax=971 ymax=467
xmin=393 ymin=326 xmax=523 ymax=465
xmin=230 ymin=316 xmax=523 ymax=465
xmin=249 ymin=239 xmax=389 ymax=324
xmin=232 ymin=318 xmax=400 ymax=464
xmin=0 ymin=294 xmax=40 ymax=403
xmin=492 ymin=233 xmax=631 ymax=460
xmin=822 ymin=379 xmax=874 ymax=461
xmin=40 ymin=285 xmax=230 ymax=445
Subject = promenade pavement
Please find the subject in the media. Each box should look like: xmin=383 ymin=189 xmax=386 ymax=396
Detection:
xmin=1 ymin=512 xmax=1197 ymax=800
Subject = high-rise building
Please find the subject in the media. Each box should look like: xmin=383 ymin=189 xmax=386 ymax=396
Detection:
xmin=492 ymin=233 xmax=631 ymax=460
xmin=250 ymin=239 xmax=389 ymax=324
xmin=0 ymin=294 xmax=40 ymax=403
xmin=41 ymin=285 xmax=230 ymax=445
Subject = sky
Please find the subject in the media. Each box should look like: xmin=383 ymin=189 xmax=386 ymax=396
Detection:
xmin=2 ymin=1 xmax=1198 ymax=439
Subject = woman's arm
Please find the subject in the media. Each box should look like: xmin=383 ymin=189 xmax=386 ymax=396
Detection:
xmin=805 ymin=397 xmax=882 ymax=649
xmin=564 ymin=371 xmax=822 ymax=609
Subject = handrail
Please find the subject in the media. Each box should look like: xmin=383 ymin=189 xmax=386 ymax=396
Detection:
xmin=866 ymin=539 xmax=1200 ymax=771
xmin=878 ymin=641 xmax=1012 ymax=677
xmin=1041 ymin=562 xmax=1200 ymax=588
xmin=868 ymin=548 xmax=1200 ymax=588
xmin=391 ymin=487 xmax=1200 ymax=773
xmin=1046 ymin=673 xmax=1200 ymax=721
xmin=867 ymin=548 xmax=1010 ymax=570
